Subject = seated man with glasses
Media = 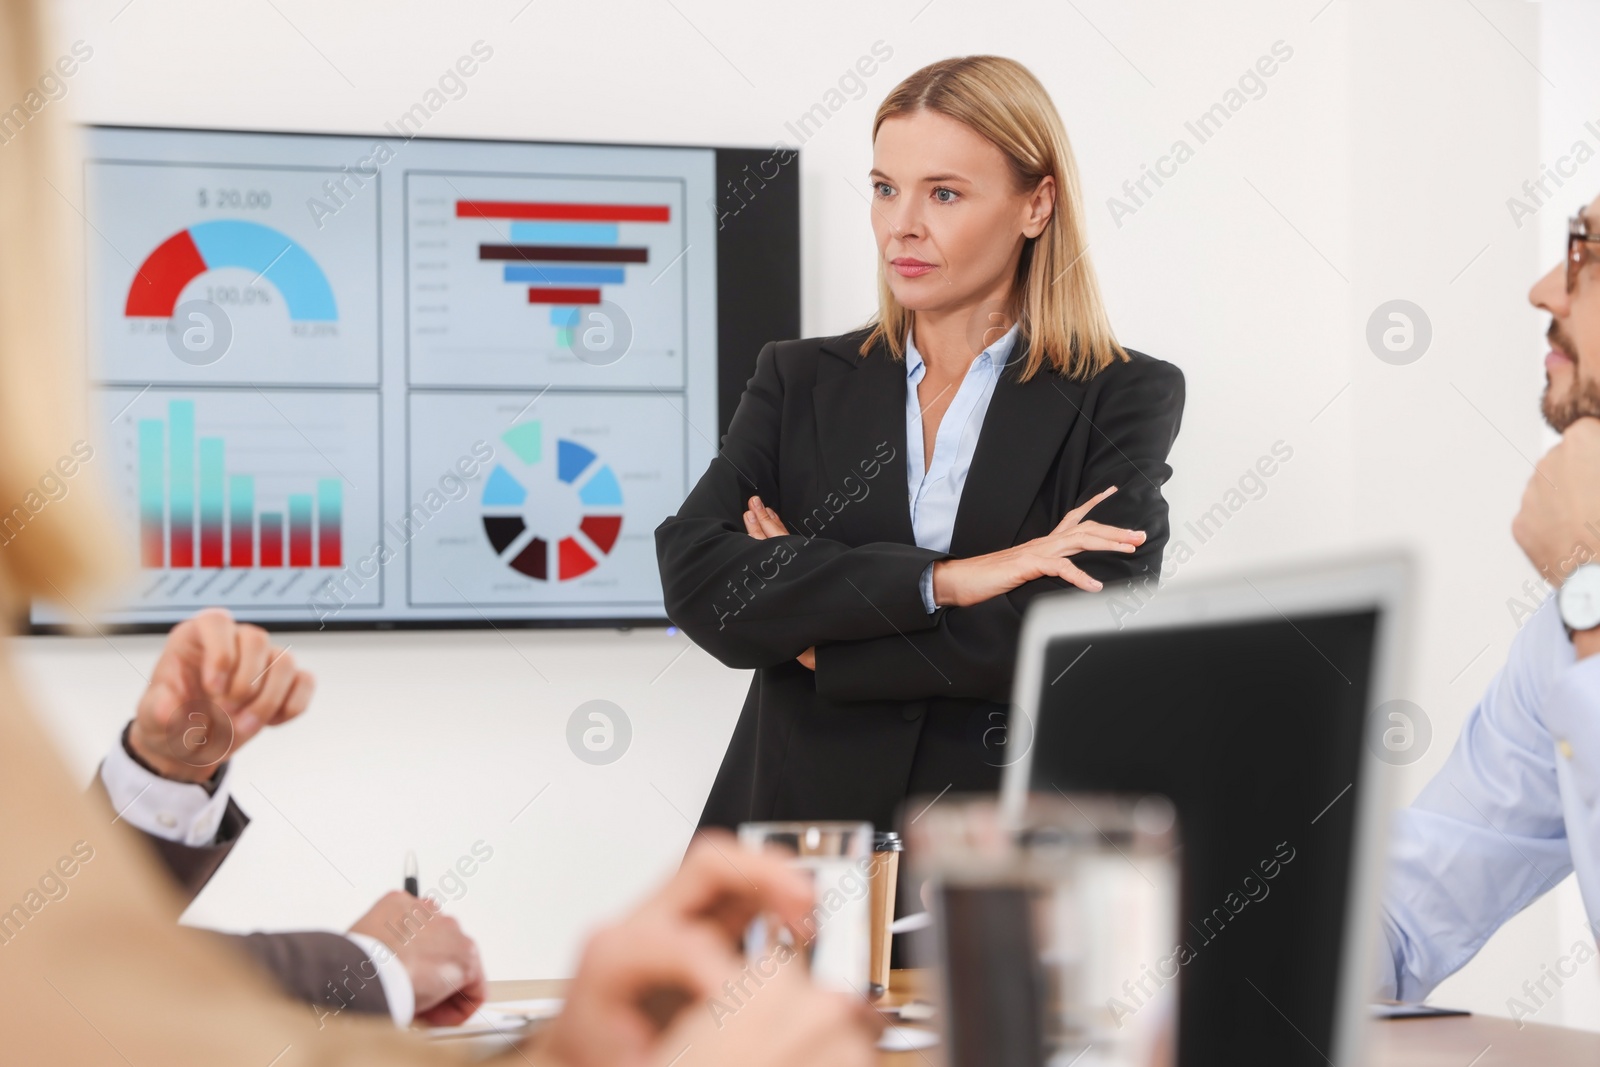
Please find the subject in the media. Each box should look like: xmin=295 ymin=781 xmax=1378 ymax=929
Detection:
xmin=1379 ymin=197 xmax=1600 ymax=1005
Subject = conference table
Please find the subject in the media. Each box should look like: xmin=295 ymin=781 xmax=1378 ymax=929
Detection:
xmin=470 ymin=974 xmax=1600 ymax=1064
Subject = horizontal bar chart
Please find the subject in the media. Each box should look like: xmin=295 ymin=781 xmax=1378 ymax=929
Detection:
xmin=406 ymin=173 xmax=689 ymax=389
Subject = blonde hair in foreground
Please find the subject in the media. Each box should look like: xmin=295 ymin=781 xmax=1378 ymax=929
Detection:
xmin=0 ymin=13 xmax=521 ymax=1064
xmin=857 ymin=54 xmax=1126 ymax=383
xmin=0 ymin=0 xmax=126 ymax=620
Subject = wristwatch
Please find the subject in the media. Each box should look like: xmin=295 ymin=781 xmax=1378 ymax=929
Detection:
xmin=1559 ymin=562 xmax=1600 ymax=633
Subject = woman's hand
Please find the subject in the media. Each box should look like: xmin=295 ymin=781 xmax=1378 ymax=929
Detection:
xmin=929 ymin=486 xmax=1145 ymax=609
xmin=742 ymin=495 xmax=789 ymax=539
xmin=740 ymin=496 xmax=815 ymax=670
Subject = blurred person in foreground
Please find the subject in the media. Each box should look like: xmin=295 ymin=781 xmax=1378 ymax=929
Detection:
xmin=0 ymin=1 xmax=878 ymax=1063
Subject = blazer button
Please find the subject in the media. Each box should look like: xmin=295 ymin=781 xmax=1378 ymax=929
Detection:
xmin=902 ymin=705 xmax=923 ymax=721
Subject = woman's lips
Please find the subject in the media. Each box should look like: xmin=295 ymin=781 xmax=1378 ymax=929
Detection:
xmin=890 ymin=260 xmax=935 ymax=278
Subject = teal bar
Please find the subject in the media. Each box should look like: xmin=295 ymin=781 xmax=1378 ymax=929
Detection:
xmin=199 ymin=438 xmax=224 ymax=522
xmin=169 ymin=400 xmax=195 ymax=567
xmin=138 ymin=419 xmax=164 ymax=567
xmin=229 ymin=474 xmax=254 ymax=568
xmin=288 ymin=493 xmax=313 ymax=567
xmin=316 ymin=478 xmax=342 ymax=567
xmin=199 ymin=437 xmax=224 ymax=566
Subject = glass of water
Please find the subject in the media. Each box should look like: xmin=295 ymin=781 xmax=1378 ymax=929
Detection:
xmin=904 ymin=792 xmax=1180 ymax=1067
xmin=738 ymin=820 xmax=874 ymax=996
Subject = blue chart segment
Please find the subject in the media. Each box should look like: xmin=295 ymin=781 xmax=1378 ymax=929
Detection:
xmin=126 ymin=220 xmax=337 ymax=320
xmin=480 ymin=420 xmax=624 ymax=581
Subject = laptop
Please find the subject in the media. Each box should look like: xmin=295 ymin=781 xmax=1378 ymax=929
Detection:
xmin=999 ymin=554 xmax=1414 ymax=1067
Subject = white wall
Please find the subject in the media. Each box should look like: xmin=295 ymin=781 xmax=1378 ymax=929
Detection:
xmin=11 ymin=0 xmax=1592 ymax=1021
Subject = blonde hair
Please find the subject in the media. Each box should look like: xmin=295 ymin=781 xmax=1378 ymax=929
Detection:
xmin=857 ymin=55 xmax=1126 ymax=382
xmin=0 ymin=0 xmax=127 ymax=618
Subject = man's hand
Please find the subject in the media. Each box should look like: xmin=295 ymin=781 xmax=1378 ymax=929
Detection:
xmin=349 ymin=891 xmax=486 ymax=1026
xmin=1513 ymin=417 xmax=1600 ymax=588
xmin=539 ymin=830 xmax=879 ymax=1067
xmin=930 ymin=485 xmax=1144 ymax=607
xmin=128 ymin=607 xmax=314 ymax=783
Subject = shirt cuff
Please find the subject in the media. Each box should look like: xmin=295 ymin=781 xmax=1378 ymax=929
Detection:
xmin=919 ymin=562 xmax=937 ymax=613
xmin=344 ymin=931 xmax=415 ymax=1026
xmin=100 ymin=730 xmax=234 ymax=847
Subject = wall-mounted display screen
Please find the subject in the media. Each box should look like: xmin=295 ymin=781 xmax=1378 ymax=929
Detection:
xmin=31 ymin=125 xmax=799 ymax=629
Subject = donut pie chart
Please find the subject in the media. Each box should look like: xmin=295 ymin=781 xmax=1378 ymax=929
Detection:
xmin=480 ymin=419 xmax=622 ymax=581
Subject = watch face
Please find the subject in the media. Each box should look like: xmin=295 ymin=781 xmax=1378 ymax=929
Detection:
xmin=1562 ymin=568 xmax=1600 ymax=631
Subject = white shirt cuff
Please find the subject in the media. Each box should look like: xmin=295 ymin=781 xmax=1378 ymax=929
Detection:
xmin=919 ymin=562 xmax=937 ymax=613
xmin=100 ymin=731 xmax=233 ymax=847
xmin=344 ymin=931 xmax=415 ymax=1026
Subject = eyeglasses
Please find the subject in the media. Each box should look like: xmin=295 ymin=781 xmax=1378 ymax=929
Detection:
xmin=1569 ymin=209 xmax=1600 ymax=293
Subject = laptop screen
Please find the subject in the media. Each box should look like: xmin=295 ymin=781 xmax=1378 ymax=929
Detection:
xmin=1023 ymin=609 xmax=1381 ymax=1067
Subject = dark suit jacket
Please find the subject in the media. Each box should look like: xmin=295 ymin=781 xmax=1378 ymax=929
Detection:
xmin=655 ymin=325 xmax=1185 ymax=833
xmin=89 ymin=774 xmax=391 ymax=1018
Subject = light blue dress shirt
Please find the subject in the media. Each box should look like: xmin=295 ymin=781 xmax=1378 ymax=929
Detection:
xmin=905 ymin=321 xmax=1021 ymax=612
xmin=1379 ymin=595 xmax=1600 ymax=1001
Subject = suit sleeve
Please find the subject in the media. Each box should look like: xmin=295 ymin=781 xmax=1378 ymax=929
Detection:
xmin=87 ymin=770 xmax=248 ymax=905
xmin=810 ymin=358 xmax=1185 ymax=703
xmin=90 ymin=767 xmax=395 ymax=1019
xmin=203 ymin=930 xmax=393 ymax=1018
xmin=655 ymin=340 xmax=950 ymax=670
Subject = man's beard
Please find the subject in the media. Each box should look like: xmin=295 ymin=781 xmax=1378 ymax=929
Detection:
xmin=1542 ymin=372 xmax=1600 ymax=432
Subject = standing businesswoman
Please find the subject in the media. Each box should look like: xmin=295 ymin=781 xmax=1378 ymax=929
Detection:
xmin=655 ymin=55 xmax=1186 ymax=834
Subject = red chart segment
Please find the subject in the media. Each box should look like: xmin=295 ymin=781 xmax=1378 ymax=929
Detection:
xmin=478 ymin=420 xmax=623 ymax=582
xmin=126 ymin=229 xmax=207 ymax=317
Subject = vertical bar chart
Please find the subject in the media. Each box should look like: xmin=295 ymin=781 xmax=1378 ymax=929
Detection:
xmin=128 ymin=395 xmax=367 ymax=578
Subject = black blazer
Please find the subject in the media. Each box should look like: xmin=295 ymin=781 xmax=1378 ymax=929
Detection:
xmin=655 ymin=324 xmax=1185 ymax=832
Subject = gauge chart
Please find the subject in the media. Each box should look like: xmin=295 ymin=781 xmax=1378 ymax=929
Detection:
xmin=87 ymin=160 xmax=380 ymax=385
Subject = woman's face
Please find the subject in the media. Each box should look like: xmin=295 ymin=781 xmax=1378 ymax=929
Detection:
xmin=869 ymin=108 xmax=1053 ymax=320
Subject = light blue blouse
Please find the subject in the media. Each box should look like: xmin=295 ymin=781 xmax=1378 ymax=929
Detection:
xmin=904 ymin=321 xmax=1022 ymax=611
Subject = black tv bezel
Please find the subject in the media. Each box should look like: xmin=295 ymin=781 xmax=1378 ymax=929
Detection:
xmin=27 ymin=123 xmax=800 ymax=634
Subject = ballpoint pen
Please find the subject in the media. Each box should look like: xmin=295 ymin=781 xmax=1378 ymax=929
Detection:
xmin=404 ymin=849 xmax=419 ymax=897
